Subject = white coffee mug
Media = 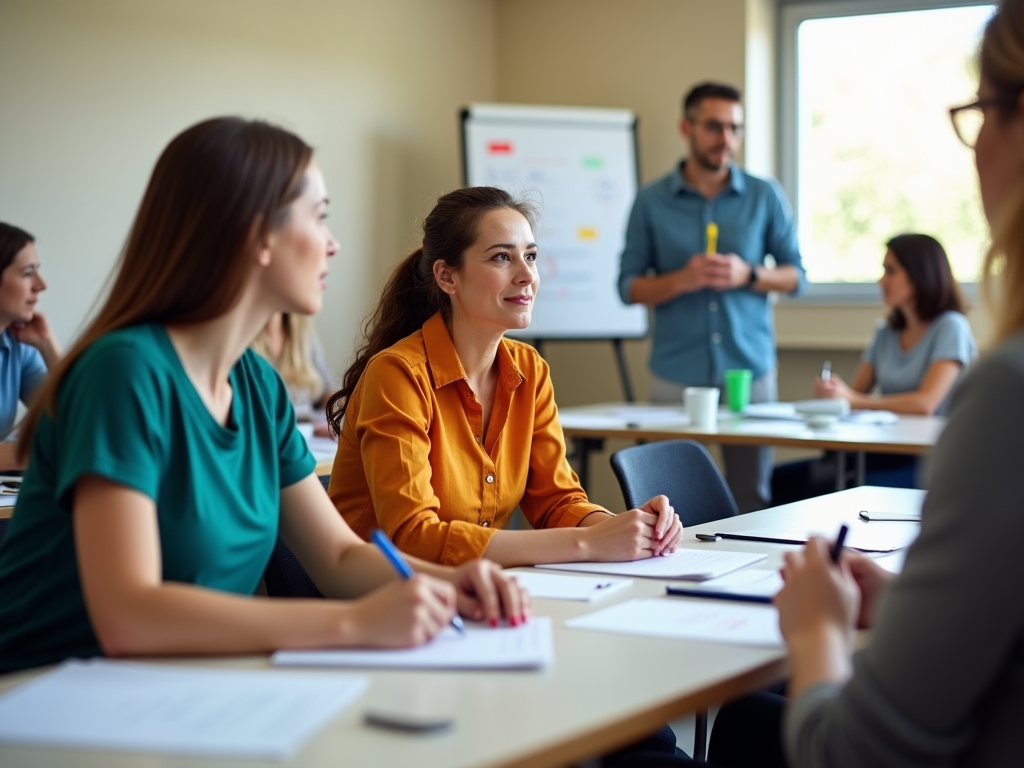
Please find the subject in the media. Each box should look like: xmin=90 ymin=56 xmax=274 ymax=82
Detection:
xmin=684 ymin=387 xmax=720 ymax=429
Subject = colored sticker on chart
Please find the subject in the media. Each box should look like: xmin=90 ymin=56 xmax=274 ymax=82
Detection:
xmin=582 ymin=156 xmax=605 ymax=170
xmin=577 ymin=227 xmax=599 ymax=241
xmin=487 ymin=141 xmax=514 ymax=155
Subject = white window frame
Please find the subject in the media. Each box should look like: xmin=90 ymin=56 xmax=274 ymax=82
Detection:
xmin=777 ymin=0 xmax=992 ymax=303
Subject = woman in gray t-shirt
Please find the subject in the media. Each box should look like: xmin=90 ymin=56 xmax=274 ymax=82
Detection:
xmin=815 ymin=233 xmax=976 ymax=417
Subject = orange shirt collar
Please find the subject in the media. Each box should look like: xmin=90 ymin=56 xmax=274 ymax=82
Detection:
xmin=421 ymin=312 xmax=525 ymax=393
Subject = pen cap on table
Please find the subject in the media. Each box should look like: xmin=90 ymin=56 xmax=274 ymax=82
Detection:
xmin=723 ymin=369 xmax=752 ymax=412
xmin=684 ymin=387 xmax=719 ymax=429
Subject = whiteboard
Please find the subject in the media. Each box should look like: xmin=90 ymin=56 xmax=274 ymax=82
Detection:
xmin=461 ymin=103 xmax=648 ymax=340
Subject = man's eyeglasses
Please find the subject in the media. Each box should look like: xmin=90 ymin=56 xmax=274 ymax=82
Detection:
xmin=690 ymin=119 xmax=744 ymax=138
xmin=948 ymin=95 xmax=1020 ymax=148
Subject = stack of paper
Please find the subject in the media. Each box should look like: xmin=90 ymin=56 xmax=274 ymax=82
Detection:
xmin=0 ymin=659 xmax=368 ymax=759
xmin=273 ymin=617 xmax=554 ymax=670
xmin=539 ymin=549 xmax=766 ymax=580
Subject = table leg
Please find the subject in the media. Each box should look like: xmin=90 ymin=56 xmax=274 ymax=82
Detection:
xmin=855 ymin=452 xmax=866 ymax=486
xmin=834 ymin=450 xmax=847 ymax=491
xmin=570 ymin=437 xmax=604 ymax=493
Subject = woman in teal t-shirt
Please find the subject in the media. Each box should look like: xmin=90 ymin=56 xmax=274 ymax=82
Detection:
xmin=0 ymin=118 xmax=527 ymax=672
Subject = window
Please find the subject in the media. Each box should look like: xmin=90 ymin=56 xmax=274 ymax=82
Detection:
xmin=778 ymin=0 xmax=995 ymax=296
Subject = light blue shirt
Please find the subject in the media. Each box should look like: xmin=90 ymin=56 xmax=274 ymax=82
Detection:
xmin=0 ymin=328 xmax=47 ymax=438
xmin=863 ymin=311 xmax=977 ymax=416
xmin=618 ymin=161 xmax=806 ymax=385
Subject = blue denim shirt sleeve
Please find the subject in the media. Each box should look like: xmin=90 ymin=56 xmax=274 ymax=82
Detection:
xmin=618 ymin=187 xmax=656 ymax=305
xmin=763 ymin=177 xmax=808 ymax=296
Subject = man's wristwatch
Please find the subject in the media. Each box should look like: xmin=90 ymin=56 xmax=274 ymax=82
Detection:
xmin=748 ymin=263 xmax=759 ymax=287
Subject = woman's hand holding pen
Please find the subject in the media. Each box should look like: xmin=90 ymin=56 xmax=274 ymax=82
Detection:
xmin=814 ymin=373 xmax=853 ymax=401
xmin=775 ymin=536 xmax=859 ymax=697
xmin=445 ymin=559 xmax=531 ymax=627
xmin=842 ymin=550 xmax=895 ymax=629
xmin=348 ymin=574 xmax=458 ymax=648
xmin=775 ymin=538 xmax=859 ymax=649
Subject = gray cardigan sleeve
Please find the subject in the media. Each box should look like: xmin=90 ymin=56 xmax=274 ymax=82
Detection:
xmin=784 ymin=336 xmax=1024 ymax=768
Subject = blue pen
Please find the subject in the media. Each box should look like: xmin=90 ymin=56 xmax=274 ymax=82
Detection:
xmin=830 ymin=524 xmax=850 ymax=563
xmin=370 ymin=529 xmax=465 ymax=634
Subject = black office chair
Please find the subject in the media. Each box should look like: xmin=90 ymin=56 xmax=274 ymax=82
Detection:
xmin=0 ymin=517 xmax=9 ymax=550
xmin=608 ymin=439 xmax=740 ymax=761
xmin=262 ymin=475 xmax=330 ymax=599
xmin=610 ymin=439 xmax=739 ymax=526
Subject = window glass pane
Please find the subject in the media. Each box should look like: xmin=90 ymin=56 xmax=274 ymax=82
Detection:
xmin=797 ymin=5 xmax=994 ymax=284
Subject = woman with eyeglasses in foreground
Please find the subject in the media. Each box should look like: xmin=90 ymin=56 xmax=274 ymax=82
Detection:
xmin=618 ymin=2 xmax=1024 ymax=766
xmin=0 ymin=118 xmax=526 ymax=673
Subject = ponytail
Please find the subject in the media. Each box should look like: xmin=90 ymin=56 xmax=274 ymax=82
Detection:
xmin=328 ymin=186 xmax=536 ymax=431
xmin=327 ymin=247 xmax=443 ymax=428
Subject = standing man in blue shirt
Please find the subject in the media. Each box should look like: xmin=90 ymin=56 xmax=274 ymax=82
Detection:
xmin=618 ymin=83 xmax=807 ymax=511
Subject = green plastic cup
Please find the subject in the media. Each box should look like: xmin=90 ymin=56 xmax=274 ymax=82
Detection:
xmin=724 ymin=369 xmax=753 ymax=412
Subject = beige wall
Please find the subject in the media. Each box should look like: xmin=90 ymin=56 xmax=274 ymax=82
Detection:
xmin=1 ymin=1 xmax=989 ymax=511
xmin=0 ymin=0 xmax=497 ymax=376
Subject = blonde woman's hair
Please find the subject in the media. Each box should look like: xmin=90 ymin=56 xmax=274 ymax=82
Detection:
xmin=252 ymin=313 xmax=324 ymax=397
xmin=980 ymin=0 xmax=1024 ymax=343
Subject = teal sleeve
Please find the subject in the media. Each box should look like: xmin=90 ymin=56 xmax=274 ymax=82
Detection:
xmin=54 ymin=339 xmax=168 ymax=508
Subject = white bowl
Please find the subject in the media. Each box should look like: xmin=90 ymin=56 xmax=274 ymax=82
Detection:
xmin=804 ymin=414 xmax=840 ymax=429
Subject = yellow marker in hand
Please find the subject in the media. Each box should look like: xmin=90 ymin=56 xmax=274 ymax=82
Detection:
xmin=705 ymin=222 xmax=718 ymax=254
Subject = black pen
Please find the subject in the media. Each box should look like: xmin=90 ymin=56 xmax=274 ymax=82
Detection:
xmin=830 ymin=524 xmax=849 ymax=563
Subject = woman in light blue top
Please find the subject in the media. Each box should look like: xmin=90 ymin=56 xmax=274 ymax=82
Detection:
xmin=0 ymin=223 xmax=61 ymax=470
xmin=774 ymin=235 xmax=976 ymax=501
xmin=815 ymin=233 xmax=976 ymax=416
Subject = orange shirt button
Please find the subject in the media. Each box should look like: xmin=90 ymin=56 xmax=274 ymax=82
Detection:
xmin=485 ymin=474 xmax=495 ymax=484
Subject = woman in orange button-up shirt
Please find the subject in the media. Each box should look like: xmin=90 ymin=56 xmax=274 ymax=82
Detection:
xmin=326 ymin=187 xmax=683 ymax=569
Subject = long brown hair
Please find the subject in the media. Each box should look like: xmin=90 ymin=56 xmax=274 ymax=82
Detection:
xmin=327 ymin=186 xmax=535 ymax=431
xmin=885 ymin=234 xmax=965 ymax=330
xmin=18 ymin=117 xmax=312 ymax=459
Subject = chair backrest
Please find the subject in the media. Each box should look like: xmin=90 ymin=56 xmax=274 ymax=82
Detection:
xmin=261 ymin=475 xmax=332 ymax=599
xmin=0 ymin=517 xmax=9 ymax=551
xmin=610 ymin=439 xmax=739 ymax=527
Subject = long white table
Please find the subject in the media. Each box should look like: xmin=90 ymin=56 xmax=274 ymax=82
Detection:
xmin=0 ymin=486 xmax=924 ymax=768
xmin=558 ymin=401 xmax=944 ymax=492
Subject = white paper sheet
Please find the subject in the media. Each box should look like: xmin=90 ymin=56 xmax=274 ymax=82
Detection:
xmin=721 ymin=524 xmax=918 ymax=553
xmin=0 ymin=659 xmax=368 ymax=760
xmin=682 ymin=568 xmax=784 ymax=597
xmin=567 ymin=597 xmax=782 ymax=647
xmin=273 ymin=617 xmax=554 ymax=670
xmin=510 ymin=571 xmax=633 ymax=601
xmin=741 ymin=402 xmax=801 ymax=421
xmin=540 ymin=549 xmax=766 ymax=580
xmin=844 ymin=410 xmax=899 ymax=425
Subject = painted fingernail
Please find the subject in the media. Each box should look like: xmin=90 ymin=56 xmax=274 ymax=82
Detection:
xmin=510 ymin=616 xmax=519 ymax=627
xmin=519 ymin=614 xmax=528 ymax=624
xmin=489 ymin=617 xmax=499 ymax=628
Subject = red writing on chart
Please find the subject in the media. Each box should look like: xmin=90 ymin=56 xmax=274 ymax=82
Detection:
xmin=488 ymin=141 xmax=514 ymax=155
